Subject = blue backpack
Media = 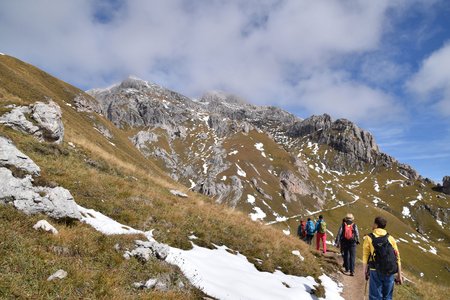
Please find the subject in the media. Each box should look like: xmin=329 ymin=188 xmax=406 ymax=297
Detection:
xmin=306 ymin=221 xmax=315 ymax=235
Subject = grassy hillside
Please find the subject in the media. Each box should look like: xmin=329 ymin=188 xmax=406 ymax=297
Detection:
xmin=1 ymin=54 xmax=448 ymax=298
xmin=0 ymin=54 xmax=327 ymax=298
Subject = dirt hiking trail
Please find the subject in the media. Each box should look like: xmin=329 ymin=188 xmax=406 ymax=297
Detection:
xmin=324 ymin=251 xmax=367 ymax=300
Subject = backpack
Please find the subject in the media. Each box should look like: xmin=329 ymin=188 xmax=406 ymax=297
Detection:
xmin=298 ymin=222 xmax=306 ymax=238
xmin=369 ymin=233 xmax=398 ymax=275
xmin=306 ymin=221 xmax=315 ymax=235
xmin=343 ymin=223 xmax=354 ymax=240
xmin=318 ymin=221 xmax=326 ymax=234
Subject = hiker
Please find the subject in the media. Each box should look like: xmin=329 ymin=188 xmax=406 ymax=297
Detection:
xmin=305 ymin=218 xmax=315 ymax=245
xmin=297 ymin=219 xmax=307 ymax=240
xmin=363 ymin=216 xmax=403 ymax=300
xmin=315 ymin=215 xmax=327 ymax=253
xmin=335 ymin=213 xmax=360 ymax=276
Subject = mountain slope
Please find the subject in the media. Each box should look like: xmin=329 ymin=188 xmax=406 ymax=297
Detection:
xmin=1 ymin=54 xmax=339 ymax=298
xmin=86 ymin=76 xmax=450 ymax=285
xmin=1 ymin=54 xmax=448 ymax=298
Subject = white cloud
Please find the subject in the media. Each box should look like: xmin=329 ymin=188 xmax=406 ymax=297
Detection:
xmin=290 ymin=70 xmax=401 ymax=123
xmin=407 ymin=42 xmax=450 ymax=116
xmin=0 ymin=0 xmax=430 ymax=124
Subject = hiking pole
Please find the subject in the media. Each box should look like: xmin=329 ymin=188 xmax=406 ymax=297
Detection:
xmin=364 ymin=270 xmax=369 ymax=300
xmin=363 ymin=280 xmax=367 ymax=300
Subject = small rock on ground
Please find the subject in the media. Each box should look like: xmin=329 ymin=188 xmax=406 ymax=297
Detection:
xmin=47 ymin=269 xmax=68 ymax=281
xmin=33 ymin=220 xmax=58 ymax=234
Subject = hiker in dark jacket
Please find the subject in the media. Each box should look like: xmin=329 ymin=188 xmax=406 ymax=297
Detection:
xmin=305 ymin=218 xmax=315 ymax=245
xmin=335 ymin=213 xmax=360 ymax=276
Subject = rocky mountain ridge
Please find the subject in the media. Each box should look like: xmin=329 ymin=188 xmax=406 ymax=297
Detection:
xmin=85 ymin=77 xmax=420 ymax=208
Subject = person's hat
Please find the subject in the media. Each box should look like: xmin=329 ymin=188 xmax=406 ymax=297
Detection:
xmin=319 ymin=215 xmax=323 ymax=219
xmin=345 ymin=213 xmax=354 ymax=221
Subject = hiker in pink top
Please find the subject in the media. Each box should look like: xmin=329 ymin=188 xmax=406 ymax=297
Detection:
xmin=315 ymin=215 xmax=327 ymax=253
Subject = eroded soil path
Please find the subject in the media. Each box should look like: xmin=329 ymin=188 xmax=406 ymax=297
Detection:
xmin=325 ymin=252 xmax=367 ymax=300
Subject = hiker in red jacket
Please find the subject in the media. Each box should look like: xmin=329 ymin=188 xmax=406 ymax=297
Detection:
xmin=335 ymin=213 xmax=360 ymax=276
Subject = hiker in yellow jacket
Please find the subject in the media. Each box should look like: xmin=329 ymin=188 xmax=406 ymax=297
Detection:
xmin=363 ymin=216 xmax=403 ymax=300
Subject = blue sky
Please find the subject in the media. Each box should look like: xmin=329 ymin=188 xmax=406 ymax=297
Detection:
xmin=1 ymin=0 xmax=449 ymax=182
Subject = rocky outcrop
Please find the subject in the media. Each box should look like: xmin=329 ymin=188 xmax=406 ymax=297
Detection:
xmin=131 ymin=131 xmax=159 ymax=152
xmin=287 ymin=114 xmax=381 ymax=171
xmin=124 ymin=239 xmax=170 ymax=262
xmin=0 ymin=136 xmax=81 ymax=220
xmin=417 ymin=203 xmax=449 ymax=226
xmin=73 ymin=94 xmax=102 ymax=113
xmin=443 ymin=176 xmax=450 ymax=195
xmin=0 ymin=168 xmax=81 ymax=220
xmin=31 ymin=101 xmax=64 ymax=143
xmin=279 ymin=171 xmax=311 ymax=202
xmin=287 ymin=114 xmax=418 ymax=178
xmin=0 ymin=136 xmax=41 ymax=176
xmin=0 ymin=101 xmax=64 ymax=144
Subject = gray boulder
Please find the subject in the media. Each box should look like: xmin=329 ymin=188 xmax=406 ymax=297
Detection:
xmin=124 ymin=239 xmax=170 ymax=262
xmin=30 ymin=101 xmax=64 ymax=144
xmin=0 ymin=136 xmax=41 ymax=176
xmin=0 ymin=168 xmax=81 ymax=220
xmin=0 ymin=101 xmax=64 ymax=144
xmin=133 ymin=278 xmax=158 ymax=289
xmin=443 ymin=176 xmax=450 ymax=195
xmin=0 ymin=106 xmax=40 ymax=135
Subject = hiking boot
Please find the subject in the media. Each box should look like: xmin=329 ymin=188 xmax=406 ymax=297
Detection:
xmin=350 ymin=272 xmax=354 ymax=276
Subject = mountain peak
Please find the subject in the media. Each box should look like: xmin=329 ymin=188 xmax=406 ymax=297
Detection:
xmin=118 ymin=75 xmax=151 ymax=90
xmin=200 ymin=90 xmax=248 ymax=105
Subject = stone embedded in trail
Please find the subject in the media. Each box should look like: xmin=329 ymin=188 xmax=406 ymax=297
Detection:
xmin=0 ymin=136 xmax=41 ymax=176
xmin=33 ymin=219 xmax=58 ymax=234
xmin=47 ymin=269 xmax=68 ymax=281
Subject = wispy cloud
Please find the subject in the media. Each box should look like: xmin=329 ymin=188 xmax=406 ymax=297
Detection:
xmin=0 ymin=0 xmax=407 ymax=125
xmin=407 ymin=42 xmax=450 ymax=117
xmin=0 ymin=0 xmax=448 ymax=180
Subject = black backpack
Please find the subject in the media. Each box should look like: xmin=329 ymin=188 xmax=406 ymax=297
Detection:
xmin=369 ymin=233 xmax=398 ymax=275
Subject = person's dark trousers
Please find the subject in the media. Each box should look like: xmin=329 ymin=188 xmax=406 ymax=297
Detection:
xmin=342 ymin=241 xmax=356 ymax=273
xmin=306 ymin=234 xmax=314 ymax=245
xmin=369 ymin=270 xmax=395 ymax=300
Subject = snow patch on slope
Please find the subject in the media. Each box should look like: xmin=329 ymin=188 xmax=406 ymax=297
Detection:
xmin=402 ymin=206 xmax=411 ymax=218
xmin=236 ymin=163 xmax=247 ymax=177
xmin=254 ymin=142 xmax=267 ymax=158
xmin=78 ymin=207 xmax=344 ymax=299
xmin=249 ymin=207 xmax=266 ymax=221
xmin=78 ymin=205 xmax=142 ymax=235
